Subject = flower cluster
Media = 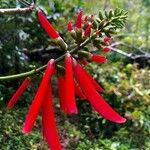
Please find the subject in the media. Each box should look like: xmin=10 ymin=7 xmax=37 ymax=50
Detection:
xmin=7 ymin=9 xmax=127 ymax=150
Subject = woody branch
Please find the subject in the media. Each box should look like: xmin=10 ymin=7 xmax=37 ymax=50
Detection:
xmin=0 ymin=6 xmax=34 ymax=14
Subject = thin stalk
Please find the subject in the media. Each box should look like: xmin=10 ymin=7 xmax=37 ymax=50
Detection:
xmin=0 ymin=37 xmax=92 ymax=81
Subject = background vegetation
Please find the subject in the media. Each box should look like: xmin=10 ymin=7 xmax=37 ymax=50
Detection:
xmin=0 ymin=0 xmax=150 ymax=149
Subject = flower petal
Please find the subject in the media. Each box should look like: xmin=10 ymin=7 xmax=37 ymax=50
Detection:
xmin=42 ymin=84 xmax=62 ymax=150
xmin=65 ymin=53 xmax=78 ymax=114
xmin=38 ymin=10 xmax=60 ymax=39
xmin=22 ymin=59 xmax=55 ymax=133
xmin=7 ymin=77 xmax=30 ymax=109
xmin=82 ymin=69 xmax=104 ymax=93
xmin=57 ymin=76 xmax=67 ymax=113
xmin=91 ymin=54 xmax=107 ymax=63
xmin=74 ymin=63 xmax=126 ymax=123
xmin=76 ymin=10 xmax=83 ymax=29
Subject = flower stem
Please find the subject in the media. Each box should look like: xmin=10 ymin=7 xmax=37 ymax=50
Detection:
xmin=0 ymin=37 xmax=92 ymax=81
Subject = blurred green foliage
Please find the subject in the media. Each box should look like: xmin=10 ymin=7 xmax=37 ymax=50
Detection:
xmin=0 ymin=0 xmax=150 ymax=150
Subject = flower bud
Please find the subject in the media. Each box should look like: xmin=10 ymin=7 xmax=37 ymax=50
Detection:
xmin=76 ymin=10 xmax=83 ymax=29
xmin=103 ymin=47 xmax=111 ymax=52
xmin=90 ymin=54 xmax=107 ymax=63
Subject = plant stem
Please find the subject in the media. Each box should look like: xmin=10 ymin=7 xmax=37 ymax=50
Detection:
xmin=0 ymin=37 xmax=92 ymax=81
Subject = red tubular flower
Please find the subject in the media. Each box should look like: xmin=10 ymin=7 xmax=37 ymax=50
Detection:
xmin=82 ymin=69 xmax=104 ymax=93
xmin=67 ymin=22 xmax=73 ymax=31
xmin=7 ymin=77 xmax=30 ymax=109
xmin=38 ymin=10 xmax=59 ymax=39
xmin=84 ymin=16 xmax=88 ymax=23
xmin=22 ymin=59 xmax=55 ymax=133
xmin=91 ymin=54 xmax=107 ymax=63
xmin=84 ymin=23 xmax=93 ymax=37
xmin=103 ymin=37 xmax=112 ymax=43
xmin=57 ymin=76 xmax=67 ymax=113
xmin=76 ymin=10 xmax=83 ymax=29
xmin=103 ymin=47 xmax=111 ymax=52
xmin=42 ymin=85 xmax=62 ymax=150
xmin=74 ymin=80 xmax=86 ymax=100
xmin=74 ymin=63 xmax=126 ymax=123
xmin=65 ymin=53 xmax=78 ymax=114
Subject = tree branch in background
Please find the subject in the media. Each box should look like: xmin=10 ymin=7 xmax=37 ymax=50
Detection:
xmin=109 ymin=42 xmax=150 ymax=59
xmin=0 ymin=5 xmax=34 ymax=15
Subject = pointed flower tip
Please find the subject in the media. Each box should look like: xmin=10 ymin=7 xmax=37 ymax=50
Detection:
xmin=115 ymin=117 xmax=126 ymax=124
xmin=91 ymin=54 xmax=107 ymax=63
xmin=22 ymin=127 xmax=29 ymax=134
xmin=67 ymin=22 xmax=73 ymax=31
xmin=76 ymin=10 xmax=83 ymax=29
xmin=7 ymin=77 xmax=30 ymax=109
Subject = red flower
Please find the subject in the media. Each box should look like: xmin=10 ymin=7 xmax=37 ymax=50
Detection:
xmin=84 ymin=23 xmax=93 ymax=37
xmin=42 ymin=85 xmax=62 ymax=150
xmin=103 ymin=37 xmax=112 ymax=43
xmin=22 ymin=59 xmax=55 ymax=133
xmin=7 ymin=77 xmax=30 ymax=109
xmin=83 ymin=16 xmax=88 ymax=23
xmin=91 ymin=54 xmax=107 ymax=63
xmin=38 ymin=10 xmax=60 ymax=39
xmin=74 ymin=63 xmax=126 ymax=123
xmin=103 ymin=47 xmax=111 ymax=52
xmin=76 ymin=10 xmax=83 ymax=29
xmin=82 ymin=69 xmax=104 ymax=93
xmin=67 ymin=22 xmax=73 ymax=31
xmin=57 ymin=76 xmax=67 ymax=113
xmin=74 ymin=80 xmax=86 ymax=100
xmin=65 ymin=53 xmax=78 ymax=114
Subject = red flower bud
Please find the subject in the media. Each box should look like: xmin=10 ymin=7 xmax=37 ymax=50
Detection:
xmin=38 ymin=10 xmax=60 ymax=39
xmin=74 ymin=63 xmax=126 ymax=123
xmin=103 ymin=37 xmax=112 ymax=43
xmin=103 ymin=47 xmax=111 ymax=52
xmin=57 ymin=76 xmax=67 ymax=113
xmin=76 ymin=10 xmax=83 ymax=29
xmin=42 ymin=85 xmax=62 ymax=150
xmin=83 ymin=16 xmax=88 ymax=23
xmin=7 ymin=77 xmax=30 ymax=109
xmin=91 ymin=54 xmax=107 ymax=63
xmin=67 ymin=22 xmax=73 ymax=31
xmin=83 ymin=23 xmax=93 ymax=37
xmin=22 ymin=59 xmax=55 ymax=133
xmin=65 ymin=53 xmax=78 ymax=114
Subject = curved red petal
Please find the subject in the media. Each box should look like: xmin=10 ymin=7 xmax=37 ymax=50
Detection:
xmin=57 ymin=76 xmax=68 ymax=113
xmin=38 ymin=10 xmax=60 ymax=39
xmin=22 ymin=59 xmax=55 ymax=133
xmin=7 ymin=77 xmax=30 ymax=109
xmin=82 ymin=69 xmax=104 ymax=93
xmin=42 ymin=85 xmax=62 ymax=150
xmin=65 ymin=53 xmax=78 ymax=114
xmin=74 ymin=63 xmax=126 ymax=123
